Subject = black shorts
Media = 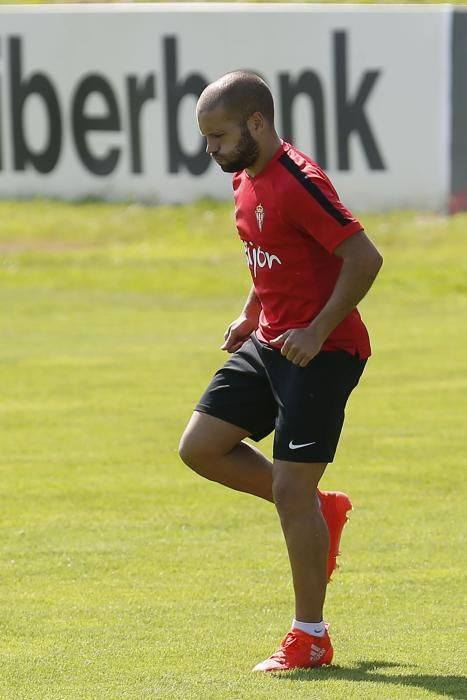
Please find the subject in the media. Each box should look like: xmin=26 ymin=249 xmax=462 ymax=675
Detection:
xmin=195 ymin=334 xmax=367 ymax=463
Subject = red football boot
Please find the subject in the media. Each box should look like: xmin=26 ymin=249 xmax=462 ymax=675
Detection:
xmin=252 ymin=627 xmax=333 ymax=672
xmin=317 ymin=490 xmax=353 ymax=581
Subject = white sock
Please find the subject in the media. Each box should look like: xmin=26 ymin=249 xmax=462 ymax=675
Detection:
xmin=292 ymin=618 xmax=326 ymax=637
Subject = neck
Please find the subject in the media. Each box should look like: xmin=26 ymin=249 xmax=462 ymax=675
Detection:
xmin=246 ymin=133 xmax=282 ymax=177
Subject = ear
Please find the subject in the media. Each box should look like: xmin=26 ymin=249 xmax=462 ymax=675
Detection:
xmin=247 ymin=111 xmax=266 ymax=136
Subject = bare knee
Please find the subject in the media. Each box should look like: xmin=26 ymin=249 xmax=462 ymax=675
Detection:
xmin=178 ymin=429 xmax=215 ymax=474
xmin=178 ymin=414 xmax=233 ymax=480
xmin=273 ymin=475 xmax=310 ymax=518
xmin=272 ymin=461 xmax=326 ymax=519
xmin=179 ymin=412 xmax=250 ymax=482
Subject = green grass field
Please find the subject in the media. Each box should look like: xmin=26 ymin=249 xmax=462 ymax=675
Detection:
xmin=1 ymin=201 xmax=466 ymax=699
xmin=2 ymin=0 xmax=467 ymax=6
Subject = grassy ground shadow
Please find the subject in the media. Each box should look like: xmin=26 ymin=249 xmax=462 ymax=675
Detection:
xmin=273 ymin=660 xmax=467 ymax=698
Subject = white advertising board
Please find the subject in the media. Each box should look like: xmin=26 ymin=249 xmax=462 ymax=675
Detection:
xmin=0 ymin=4 xmax=451 ymax=211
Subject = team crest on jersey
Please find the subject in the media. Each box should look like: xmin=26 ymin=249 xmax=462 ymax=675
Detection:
xmin=255 ymin=204 xmax=265 ymax=232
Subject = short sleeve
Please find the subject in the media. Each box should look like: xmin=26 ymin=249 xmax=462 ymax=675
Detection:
xmin=279 ymin=155 xmax=363 ymax=253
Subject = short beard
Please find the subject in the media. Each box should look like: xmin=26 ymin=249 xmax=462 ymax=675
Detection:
xmin=217 ymin=124 xmax=260 ymax=173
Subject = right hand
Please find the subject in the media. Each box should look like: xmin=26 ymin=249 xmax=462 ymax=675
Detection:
xmin=221 ymin=315 xmax=258 ymax=353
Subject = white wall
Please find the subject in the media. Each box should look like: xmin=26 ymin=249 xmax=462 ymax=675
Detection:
xmin=0 ymin=4 xmax=452 ymax=211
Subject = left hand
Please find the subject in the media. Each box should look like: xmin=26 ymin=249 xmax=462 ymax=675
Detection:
xmin=270 ymin=326 xmax=324 ymax=367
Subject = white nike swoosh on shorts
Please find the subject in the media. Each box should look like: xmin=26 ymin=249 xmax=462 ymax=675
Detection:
xmin=288 ymin=440 xmax=317 ymax=450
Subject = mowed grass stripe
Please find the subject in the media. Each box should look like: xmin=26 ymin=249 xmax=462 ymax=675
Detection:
xmin=0 ymin=201 xmax=466 ymax=699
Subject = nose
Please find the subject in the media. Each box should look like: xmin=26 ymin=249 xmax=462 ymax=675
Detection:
xmin=205 ymin=138 xmax=218 ymax=155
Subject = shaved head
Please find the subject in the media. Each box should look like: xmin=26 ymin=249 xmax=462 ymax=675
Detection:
xmin=197 ymin=71 xmax=274 ymax=125
xmin=197 ymin=71 xmax=280 ymax=176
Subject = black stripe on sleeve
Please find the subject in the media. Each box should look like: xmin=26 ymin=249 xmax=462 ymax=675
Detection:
xmin=278 ymin=153 xmax=353 ymax=226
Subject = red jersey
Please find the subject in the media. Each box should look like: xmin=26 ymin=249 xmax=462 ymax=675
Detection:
xmin=232 ymin=141 xmax=371 ymax=358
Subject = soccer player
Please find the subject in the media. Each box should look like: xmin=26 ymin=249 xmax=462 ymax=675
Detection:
xmin=179 ymin=71 xmax=383 ymax=672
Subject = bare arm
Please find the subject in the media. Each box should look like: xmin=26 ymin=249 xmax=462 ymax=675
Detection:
xmin=271 ymin=230 xmax=383 ymax=366
xmin=312 ymin=230 xmax=383 ymax=341
xmin=222 ymin=285 xmax=262 ymax=352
